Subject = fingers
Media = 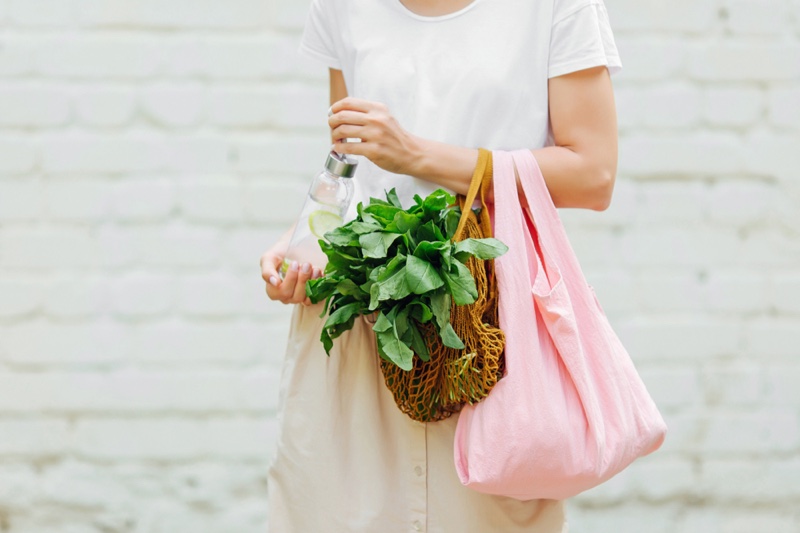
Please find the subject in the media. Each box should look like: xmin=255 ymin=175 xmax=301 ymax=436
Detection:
xmin=264 ymin=260 xmax=324 ymax=306
xmin=330 ymin=97 xmax=382 ymax=114
xmin=260 ymin=252 xmax=282 ymax=287
xmin=291 ymin=262 xmax=314 ymax=303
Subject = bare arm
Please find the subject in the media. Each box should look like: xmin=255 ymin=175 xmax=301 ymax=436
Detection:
xmin=332 ymin=65 xmax=619 ymax=211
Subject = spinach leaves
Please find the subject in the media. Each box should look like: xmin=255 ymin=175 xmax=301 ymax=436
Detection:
xmin=305 ymin=188 xmax=508 ymax=371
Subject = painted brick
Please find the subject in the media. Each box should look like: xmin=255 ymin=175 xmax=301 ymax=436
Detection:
xmin=0 ymin=369 xmax=277 ymax=412
xmin=41 ymin=276 xmax=109 ymax=318
xmin=0 ymin=320 xmax=131 ymax=365
xmin=615 ymin=318 xmax=743 ymax=360
xmin=701 ymin=86 xmax=764 ymax=128
xmin=745 ymin=318 xmax=800 ymax=358
xmin=705 ymin=180 xmax=774 ymax=227
xmin=160 ymin=35 xmax=300 ymax=80
xmin=127 ymin=320 xmax=284 ymax=366
xmin=8 ymin=0 xmax=74 ymax=27
xmin=686 ymin=42 xmax=800 ymax=82
xmin=0 ymin=84 xmax=71 ymax=127
xmin=0 ymin=227 xmax=99 ymax=269
xmin=0 ymin=419 xmax=71 ymax=455
xmin=701 ymin=362 xmax=763 ymax=407
xmin=771 ymin=273 xmax=800 ymax=314
xmin=638 ymin=366 xmax=702 ymax=410
xmin=610 ymin=0 xmax=718 ymax=33
xmin=768 ymin=87 xmax=800 ymax=130
xmin=71 ymin=417 xmax=277 ymax=459
xmin=73 ymin=85 xmax=136 ymax=127
xmin=108 ymin=273 xmax=175 ymax=317
xmin=0 ymin=181 xmax=43 ymax=221
xmin=701 ymin=411 xmax=800 ymax=454
xmin=625 ymin=84 xmax=702 ymax=129
xmin=0 ymin=137 xmax=37 ymax=174
xmin=176 ymin=273 xmax=247 ymax=317
xmin=764 ymin=365 xmax=800 ymax=406
xmin=620 ymin=133 xmax=745 ymax=177
xmin=77 ymin=0 xmax=272 ymax=30
xmin=0 ymin=277 xmax=42 ymax=317
xmin=242 ymin=181 xmax=308 ymax=225
xmin=43 ymin=179 xmax=115 ymax=221
xmin=611 ymin=38 xmax=685 ymax=81
xmin=722 ymin=0 xmax=794 ymax=35
xmin=0 ymin=462 xmax=41 ymax=505
xmin=139 ymin=82 xmax=206 ymax=128
xmin=208 ymin=84 xmax=328 ymax=130
xmin=703 ymin=271 xmax=769 ymax=314
xmin=631 ymin=457 xmax=697 ymax=501
xmin=177 ymin=179 xmax=244 ymax=224
xmin=633 ymin=270 xmax=706 ymax=313
xmin=233 ymin=136 xmax=331 ymax=179
xmin=110 ymin=178 xmax=175 ymax=221
xmin=36 ymin=35 xmax=162 ymax=79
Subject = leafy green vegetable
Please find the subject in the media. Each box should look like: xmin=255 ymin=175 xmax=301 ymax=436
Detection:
xmin=306 ymin=187 xmax=508 ymax=369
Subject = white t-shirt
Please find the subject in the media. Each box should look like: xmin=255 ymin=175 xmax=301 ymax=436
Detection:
xmin=298 ymin=0 xmax=623 ymax=217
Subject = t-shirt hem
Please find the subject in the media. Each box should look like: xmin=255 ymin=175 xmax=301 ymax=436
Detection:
xmin=548 ymin=55 xmax=621 ymax=78
xmin=297 ymin=42 xmax=342 ymax=70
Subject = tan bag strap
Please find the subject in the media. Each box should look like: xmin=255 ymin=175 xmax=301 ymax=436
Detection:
xmin=454 ymin=148 xmax=493 ymax=242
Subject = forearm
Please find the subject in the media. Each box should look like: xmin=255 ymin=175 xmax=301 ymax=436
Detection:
xmin=408 ymin=135 xmax=612 ymax=211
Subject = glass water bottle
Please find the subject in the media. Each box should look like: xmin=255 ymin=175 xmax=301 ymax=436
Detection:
xmin=280 ymin=150 xmax=358 ymax=278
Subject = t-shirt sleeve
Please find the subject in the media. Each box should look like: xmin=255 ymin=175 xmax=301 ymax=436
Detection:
xmin=548 ymin=0 xmax=623 ymax=79
xmin=297 ymin=0 xmax=343 ymax=70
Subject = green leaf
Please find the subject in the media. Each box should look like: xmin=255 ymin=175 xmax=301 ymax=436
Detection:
xmin=406 ymin=255 xmax=445 ymax=295
xmin=375 ymin=318 xmax=414 ymax=371
xmin=350 ymin=221 xmax=383 ymax=235
xmin=335 ymin=279 xmax=366 ymax=300
xmin=323 ymin=302 xmax=362 ymax=330
xmin=320 ymin=328 xmax=333 ymax=355
xmin=417 ymin=220 xmax=445 ymax=243
xmin=443 ymin=207 xmax=462 ymax=239
xmin=413 ymin=240 xmax=448 ymax=264
xmin=454 ymin=238 xmax=509 ymax=261
xmin=406 ymin=321 xmax=430 ymax=361
xmin=385 ymin=211 xmax=422 ymax=234
xmin=430 ymin=290 xmax=451 ymax=331
xmin=386 ymin=188 xmax=403 ymax=208
xmin=360 ymin=231 xmax=401 ymax=259
xmin=439 ymin=322 xmax=465 ymax=349
xmin=305 ymin=276 xmax=338 ymax=304
xmin=372 ymin=310 xmax=392 ymax=333
xmin=422 ymin=189 xmax=456 ymax=219
xmin=442 ymin=260 xmax=478 ymax=305
xmin=324 ymin=226 xmax=359 ymax=247
xmin=407 ymin=301 xmax=433 ymax=323
xmin=377 ymin=265 xmax=411 ymax=301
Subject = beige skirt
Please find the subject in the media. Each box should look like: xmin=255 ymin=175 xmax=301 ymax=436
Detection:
xmin=267 ymin=302 xmax=567 ymax=533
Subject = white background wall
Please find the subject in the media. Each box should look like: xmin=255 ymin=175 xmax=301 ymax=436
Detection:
xmin=0 ymin=0 xmax=798 ymax=531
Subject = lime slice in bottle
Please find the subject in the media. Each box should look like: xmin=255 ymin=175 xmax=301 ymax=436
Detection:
xmin=308 ymin=210 xmax=343 ymax=239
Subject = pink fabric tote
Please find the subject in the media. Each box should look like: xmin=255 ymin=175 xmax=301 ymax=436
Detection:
xmin=453 ymin=149 xmax=667 ymax=501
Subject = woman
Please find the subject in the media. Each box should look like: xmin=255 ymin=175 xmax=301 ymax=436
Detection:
xmin=260 ymin=0 xmax=622 ymax=530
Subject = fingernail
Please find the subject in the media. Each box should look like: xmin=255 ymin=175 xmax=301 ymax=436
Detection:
xmin=290 ymin=261 xmax=299 ymax=271
xmin=301 ymin=263 xmax=311 ymax=274
xmin=313 ymin=268 xmax=322 ymax=278
xmin=269 ymin=276 xmax=279 ymax=287
xmin=327 ymin=106 xmax=334 ymax=117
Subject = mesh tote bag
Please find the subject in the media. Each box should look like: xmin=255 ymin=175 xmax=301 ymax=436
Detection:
xmin=453 ymin=149 xmax=667 ymax=500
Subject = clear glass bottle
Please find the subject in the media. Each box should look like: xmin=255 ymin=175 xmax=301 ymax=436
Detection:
xmin=280 ymin=150 xmax=358 ymax=278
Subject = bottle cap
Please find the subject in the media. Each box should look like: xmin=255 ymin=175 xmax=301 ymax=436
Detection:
xmin=325 ymin=150 xmax=358 ymax=178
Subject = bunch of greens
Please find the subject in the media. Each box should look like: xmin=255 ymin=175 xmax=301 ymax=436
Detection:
xmin=305 ymin=187 xmax=508 ymax=371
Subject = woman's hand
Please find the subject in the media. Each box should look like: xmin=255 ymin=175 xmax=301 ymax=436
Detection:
xmin=328 ymin=97 xmax=421 ymax=176
xmin=260 ymin=247 xmax=323 ymax=306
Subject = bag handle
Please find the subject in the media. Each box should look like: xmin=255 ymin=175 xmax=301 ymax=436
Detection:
xmin=454 ymin=148 xmax=493 ymax=242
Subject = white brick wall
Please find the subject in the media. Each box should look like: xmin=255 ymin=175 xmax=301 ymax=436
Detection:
xmin=0 ymin=0 xmax=798 ymax=531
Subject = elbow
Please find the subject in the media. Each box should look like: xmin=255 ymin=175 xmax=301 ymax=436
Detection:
xmin=588 ymin=167 xmax=615 ymax=212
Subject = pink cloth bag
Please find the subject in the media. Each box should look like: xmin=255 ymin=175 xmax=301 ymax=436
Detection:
xmin=453 ymin=149 xmax=667 ymax=501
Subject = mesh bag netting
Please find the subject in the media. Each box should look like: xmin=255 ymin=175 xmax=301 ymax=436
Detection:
xmin=378 ymin=149 xmax=506 ymax=422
